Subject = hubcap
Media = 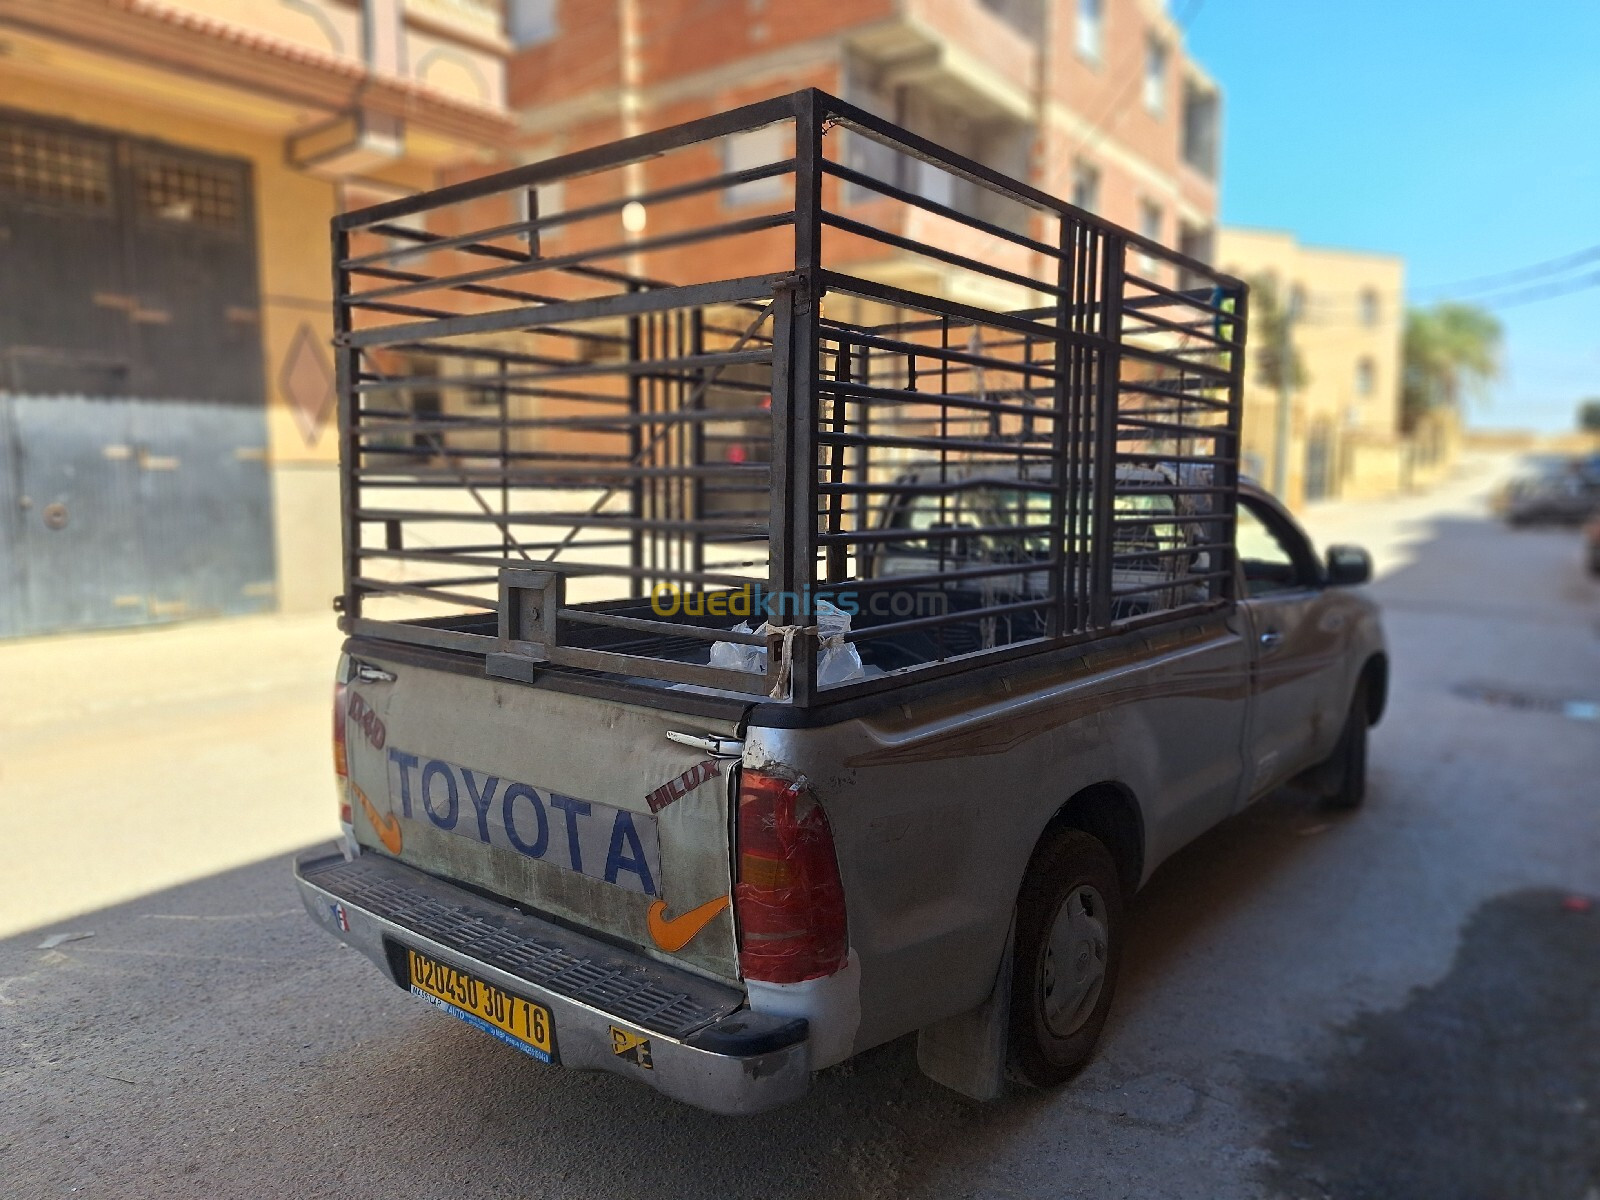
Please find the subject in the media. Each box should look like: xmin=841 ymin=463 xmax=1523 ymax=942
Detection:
xmin=1041 ymin=884 xmax=1109 ymax=1037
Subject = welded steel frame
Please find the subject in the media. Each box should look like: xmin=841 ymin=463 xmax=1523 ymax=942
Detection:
xmin=332 ymin=89 xmax=1249 ymax=710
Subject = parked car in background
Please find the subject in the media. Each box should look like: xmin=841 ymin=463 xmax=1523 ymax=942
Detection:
xmin=1502 ymin=473 xmax=1600 ymax=526
xmin=1584 ymin=511 xmax=1600 ymax=576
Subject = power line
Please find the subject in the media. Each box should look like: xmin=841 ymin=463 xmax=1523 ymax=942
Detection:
xmin=1412 ymin=242 xmax=1600 ymax=298
xmin=1268 ymin=271 xmax=1600 ymax=327
xmin=1472 ymin=269 xmax=1600 ymax=310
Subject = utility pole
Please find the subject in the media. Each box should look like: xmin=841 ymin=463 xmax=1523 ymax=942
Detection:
xmin=1271 ymin=288 xmax=1299 ymax=498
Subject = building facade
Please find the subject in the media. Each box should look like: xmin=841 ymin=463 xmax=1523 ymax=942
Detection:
xmin=1215 ymin=227 xmax=1439 ymax=509
xmin=0 ymin=0 xmax=512 ymax=635
xmin=508 ymin=0 xmax=1221 ymax=292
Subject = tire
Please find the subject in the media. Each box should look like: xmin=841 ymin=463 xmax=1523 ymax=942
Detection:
xmin=1009 ymin=829 xmax=1124 ymax=1087
xmin=1319 ymin=684 xmax=1370 ymax=811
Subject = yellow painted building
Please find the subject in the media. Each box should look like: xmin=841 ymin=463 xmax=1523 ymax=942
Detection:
xmin=0 ymin=0 xmax=510 ymax=633
xmin=1216 ymin=227 xmax=1444 ymax=509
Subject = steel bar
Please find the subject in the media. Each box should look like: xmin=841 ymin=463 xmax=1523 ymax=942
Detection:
xmin=342 ymin=273 xmax=788 ymax=351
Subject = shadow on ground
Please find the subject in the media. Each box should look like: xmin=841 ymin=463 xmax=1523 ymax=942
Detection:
xmin=1257 ymin=888 xmax=1600 ymax=1200
xmin=0 ymin=786 xmax=1333 ymax=1200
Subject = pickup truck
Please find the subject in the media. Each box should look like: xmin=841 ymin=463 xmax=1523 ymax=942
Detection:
xmin=292 ymin=90 xmax=1387 ymax=1114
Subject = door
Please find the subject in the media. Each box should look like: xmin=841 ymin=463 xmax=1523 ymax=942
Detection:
xmin=1235 ymin=492 xmax=1337 ymax=799
xmin=1304 ymin=421 xmax=1334 ymax=501
xmin=0 ymin=108 xmax=275 ymax=635
xmin=8 ymin=396 xmax=148 ymax=632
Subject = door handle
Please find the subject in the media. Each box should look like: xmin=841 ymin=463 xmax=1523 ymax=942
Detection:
xmin=1259 ymin=630 xmax=1283 ymax=648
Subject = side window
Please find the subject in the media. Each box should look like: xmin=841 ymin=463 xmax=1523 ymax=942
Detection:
xmin=1235 ymin=499 xmax=1308 ymax=597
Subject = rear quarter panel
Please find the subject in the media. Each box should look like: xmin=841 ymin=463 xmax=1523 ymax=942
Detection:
xmin=745 ymin=616 xmax=1251 ymax=1055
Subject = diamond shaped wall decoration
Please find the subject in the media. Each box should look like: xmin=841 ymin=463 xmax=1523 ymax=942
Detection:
xmin=280 ymin=322 xmax=336 ymax=445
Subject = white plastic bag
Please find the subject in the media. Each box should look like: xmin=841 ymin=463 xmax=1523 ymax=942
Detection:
xmin=813 ymin=599 xmax=866 ymax=687
xmin=708 ymin=621 xmax=762 ymax=673
xmin=705 ymin=599 xmax=865 ymax=694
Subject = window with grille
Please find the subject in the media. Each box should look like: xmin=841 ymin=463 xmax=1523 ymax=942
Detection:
xmin=1077 ymin=0 xmax=1104 ymax=61
xmin=1144 ymin=37 xmax=1169 ymax=116
xmin=135 ymin=154 xmax=243 ymax=231
xmin=0 ymin=120 xmax=112 ymax=210
xmin=1071 ymin=159 xmax=1100 ymax=214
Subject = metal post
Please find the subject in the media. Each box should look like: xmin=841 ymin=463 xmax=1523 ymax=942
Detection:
xmin=784 ymin=91 xmax=824 ymax=704
xmin=1047 ymin=215 xmax=1074 ymax=638
xmin=1089 ymin=234 xmax=1125 ymax=629
xmin=826 ymin=337 xmax=850 ymax=584
xmin=332 ymin=222 xmax=360 ymax=623
xmin=498 ymin=354 xmax=510 ymax=560
xmin=1219 ymin=285 xmax=1249 ymax=602
xmin=690 ymin=306 xmax=707 ymax=579
xmin=626 ymin=285 xmax=644 ymax=596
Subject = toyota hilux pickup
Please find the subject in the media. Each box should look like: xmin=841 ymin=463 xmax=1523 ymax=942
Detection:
xmin=293 ymin=90 xmax=1387 ymax=1114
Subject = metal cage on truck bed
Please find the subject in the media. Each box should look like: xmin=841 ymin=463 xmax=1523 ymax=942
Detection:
xmin=333 ymin=89 xmax=1248 ymax=711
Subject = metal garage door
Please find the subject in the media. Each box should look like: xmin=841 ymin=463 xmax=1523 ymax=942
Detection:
xmin=0 ymin=109 xmax=276 ymax=637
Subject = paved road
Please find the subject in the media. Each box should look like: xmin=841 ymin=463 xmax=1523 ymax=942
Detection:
xmin=2 ymin=457 xmax=1597 ymax=1199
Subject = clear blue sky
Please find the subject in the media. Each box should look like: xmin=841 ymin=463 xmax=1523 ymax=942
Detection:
xmin=1185 ymin=0 xmax=1600 ymax=432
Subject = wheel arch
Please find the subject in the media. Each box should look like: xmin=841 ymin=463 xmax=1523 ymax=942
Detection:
xmin=1041 ymin=782 xmax=1145 ymax=898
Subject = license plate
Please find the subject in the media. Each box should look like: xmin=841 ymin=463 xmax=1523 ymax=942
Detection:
xmin=405 ymin=948 xmax=556 ymax=1064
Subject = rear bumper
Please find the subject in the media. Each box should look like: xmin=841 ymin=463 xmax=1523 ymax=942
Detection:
xmin=293 ymin=846 xmax=810 ymax=1115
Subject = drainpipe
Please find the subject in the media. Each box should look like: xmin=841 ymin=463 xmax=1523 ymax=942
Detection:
xmin=363 ymin=0 xmax=404 ymax=76
xmin=287 ymin=0 xmax=404 ymax=178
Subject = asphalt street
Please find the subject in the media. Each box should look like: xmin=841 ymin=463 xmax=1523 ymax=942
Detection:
xmin=2 ymin=456 xmax=1597 ymax=1199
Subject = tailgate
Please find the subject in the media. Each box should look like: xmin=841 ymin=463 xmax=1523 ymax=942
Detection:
xmin=341 ymin=650 xmax=745 ymax=982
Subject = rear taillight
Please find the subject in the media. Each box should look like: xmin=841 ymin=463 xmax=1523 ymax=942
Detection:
xmin=333 ymin=680 xmax=352 ymax=824
xmin=734 ymin=770 xmax=848 ymax=983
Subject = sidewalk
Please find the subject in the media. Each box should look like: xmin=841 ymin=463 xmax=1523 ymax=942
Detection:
xmin=0 ymin=611 xmax=341 ymax=732
xmin=0 ymin=612 xmax=344 ymax=938
xmin=1296 ymin=451 xmax=1520 ymax=579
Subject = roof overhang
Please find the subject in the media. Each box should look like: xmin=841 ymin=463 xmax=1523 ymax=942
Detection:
xmin=0 ymin=0 xmax=512 ymax=155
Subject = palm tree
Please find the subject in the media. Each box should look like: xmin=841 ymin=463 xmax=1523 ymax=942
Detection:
xmin=1578 ymin=397 xmax=1600 ymax=433
xmin=1247 ymin=274 xmax=1308 ymax=393
xmin=1401 ymin=303 xmax=1502 ymax=431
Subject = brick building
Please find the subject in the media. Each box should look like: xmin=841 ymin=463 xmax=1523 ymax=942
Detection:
xmin=508 ymin=0 xmax=1222 ymax=291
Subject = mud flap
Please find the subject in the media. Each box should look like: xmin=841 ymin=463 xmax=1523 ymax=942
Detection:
xmin=915 ymin=917 xmax=1015 ymax=1101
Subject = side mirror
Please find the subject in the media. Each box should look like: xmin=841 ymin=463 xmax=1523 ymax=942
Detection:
xmin=1325 ymin=545 xmax=1372 ymax=586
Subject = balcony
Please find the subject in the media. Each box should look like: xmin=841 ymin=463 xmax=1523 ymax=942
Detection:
xmin=405 ymin=0 xmax=507 ymax=49
xmin=848 ymin=0 xmax=1041 ymax=125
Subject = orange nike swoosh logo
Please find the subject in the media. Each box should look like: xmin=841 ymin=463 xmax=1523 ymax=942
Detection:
xmin=355 ymin=785 xmax=403 ymax=854
xmin=647 ymin=895 xmax=730 ymax=952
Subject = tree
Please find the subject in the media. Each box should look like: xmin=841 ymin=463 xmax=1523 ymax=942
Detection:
xmin=1579 ymin=398 xmax=1600 ymax=433
xmin=1247 ymin=274 xmax=1308 ymax=393
xmin=1401 ymin=303 xmax=1502 ymax=431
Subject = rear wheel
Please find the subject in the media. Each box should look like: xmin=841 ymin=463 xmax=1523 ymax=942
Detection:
xmin=1009 ymin=829 xmax=1124 ymax=1087
xmin=1319 ymin=685 xmax=1370 ymax=811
